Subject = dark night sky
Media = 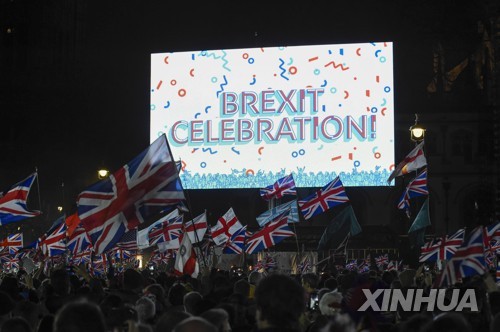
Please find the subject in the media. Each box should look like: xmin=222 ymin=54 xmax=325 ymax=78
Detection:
xmin=0 ymin=0 xmax=492 ymax=239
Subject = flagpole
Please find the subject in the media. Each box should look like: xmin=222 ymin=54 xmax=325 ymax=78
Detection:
xmin=174 ymin=155 xmax=208 ymax=268
xmin=35 ymin=167 xmax=42 ymax=213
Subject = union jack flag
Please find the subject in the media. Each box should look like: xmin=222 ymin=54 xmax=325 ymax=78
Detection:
xmin=398 ymin=168 xmax=428 ymax=213
xmin=116 ymin=229 xmax=139 ymax=251
xmin=91 ymin=253 xmax=109 ymax=276
xmin=67 ymin=226 xmax=92 ymax=256
xmin=199 ymin=227 xmax=214 ymax=258
xmin=223 ymin=225 xmax=247 ymax=254
xmin=298 ymin=257 xmax=311 ymax=274
xmin=184 ymin=211 xmax=208 ymax=244
xmin=70 ymin=248 xmax=92 ymax=266
xmin=496 ymin=256 xmax=500 ymax=286
xmin=298 ymin=176 xmax=349 ymax=220
xmin=375 ymin=254 xmax=389 ymax=268
xmin=1 ymin=233 xmax=23 ymax=255
xmin=111 ymin=248 xmax=132 ymax=262
xmin=346 ymin=260 xmax=357 ymax=271
xmin=211 ymin=207 xmax=243 ymax=246
xmin=260 ymin=174 xmax=297 ymax=201
xmin=3 ymin=256 xmax=20 ymax=270
xmin=149 ymin=214 xmax=183 ymax=248
xmin=419 ymin=228 xmax=464 ymax=262
xmin=150 ymin=249 xmax=173 ymax=266
xmin=0 ymin=173 xmax=41 ymax=225
xmin=245 ymin=212 xmax=294 ymax=254
xmin=439 ymin=226 xmax=487 ymax=287
xmin=77 ymin=135 xmax=185 ymax=254
xmin=483 ymin=222 xmax=500 ymax=266
xmin=387 ymin=261 xmax=397 ymax=271
xmin=38 ymin=217 xmax=67 ymax=257
xmin=264 ymin=254 xmax=277 ymax=270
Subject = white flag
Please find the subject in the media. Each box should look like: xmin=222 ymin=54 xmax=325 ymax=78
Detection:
xmin=211 ymin=207 xmax=243 ymax=246
xmin=174 ymin=231 xmax=199 ymax=278
xmin=387 ymin=141 xmax=427 ymax=183
xmin=185 ymin=211 xmax=208 ymax=244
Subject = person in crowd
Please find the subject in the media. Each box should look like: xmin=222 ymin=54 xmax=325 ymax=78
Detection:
xmin=166 ymin=283 xmax=187 ymax=312
xmin=184 ymin=291 xmax=203 ymax=315
xmin=254 ymin=273 xmax=305 ymax=332
xmin=173 ymin=316 xmax=218 ymax=332
xmin=1 ymin=316 xmax=32 ymax=332
xmin=318 ymin=291 xmax=343 ymax=317
xmin=53 ymin=300 xmax=107 ymax=332
xmin=135 ymin=296 xmax=156 ymax=325
xmin=154 ymin=310 xmax=191 ymax=332
xmin=200 ymin=308 xmax=232 ymax=332
xmin=0 ymin=290 xmax=15 ymax=327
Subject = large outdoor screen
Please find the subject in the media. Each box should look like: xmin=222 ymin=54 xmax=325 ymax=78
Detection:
xmin=151 ymin=42 xmax=394 ymax=189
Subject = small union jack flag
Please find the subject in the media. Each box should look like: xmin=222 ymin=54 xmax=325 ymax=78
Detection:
xmin=1 ymin=233 xmax=23 ymax=255
xmin=150 ymin=249 xmax=173 ymax=266
xmin=245 ymin=212 xmax=294 ymax=254
xmin=298 ymin=257 xmax=311 ymax=274
xmin=298 ymin=176 xmax=349 ymax=220
xmin=38 ymin=217 xmax=67 ymax=257
xmin=263 ymin=254 xmax=277 ymax=270
xmin=3 ymin=256 xmax=20 ymax=271
xmin=260 ymin=174 xmax=297 ymax=201
xmin=398 ymin=168 xmax=428 ymax=213
xmin=148 ymin=214 xmax=183 ymax=247
xmin=439 ymin=226 xmax=487 ymax=287
xmin=0 ymin=173 xmax=41 ymax=225
xmin=70 ymin=249 xmax=92 ymax=266
xmin=345 ymin=260 xmax=358 ymax=271
xmin=375 ymin=254 xmax=388 ymax=268
xmin=419 ymin=228 xmax=465 ymax=263
xmin=67 ymin=226 xmax=92 ymax=256
xmin=223 ymin=225 xmax=247 ymax=255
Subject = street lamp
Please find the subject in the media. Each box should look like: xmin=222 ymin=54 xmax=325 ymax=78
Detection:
xmin=410 ymin=113 xmax=426 ymax=143
xmin=97 ymin=168 xmax=110 ymax=179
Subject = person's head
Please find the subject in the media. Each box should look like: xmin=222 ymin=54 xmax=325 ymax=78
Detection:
xmin=0 ymin=290 xmax=15 ymax=317
xmin=318 ymin=291 xmax=343 ymax=316
xmin=154 ymin=310 xmax=191 ymax=332
xmin=123 ymin=269 xmax=145 ymax=292
xmin=183 ymin=291 xmax=203 ymax=315
xmin=135 ymin=296 xmax=156 ymax=323
xmin=1 ymin=316 xmax=32 ymax=332
xmin=168 ymin=283 xmax=187 ymax=307
xmin=232 ymin=279 xmax=250 ymax=298
xmin=399 ymin=314 xmax=432 ymax=332
xmin=53 ymin=300 xmax=106 ymax=332
xmin=323 ymin=277 xmax=338 ymax=291
xmin=301 ymin=273 xmax=319 ymax=293
xmin=255 ymin=274 xmax=305 ymax=329
xmin=421 ymin=312 xmax=473 ymax=332
xmin=12 ymin=300 xmax=40 ymax=330
xmin=200 ymin=308 xmax=231 ymax=332
xmin=173 ymin=316 xmax=218 ymax=332
xmin=50 ymin=268 xmax=71 ymax=296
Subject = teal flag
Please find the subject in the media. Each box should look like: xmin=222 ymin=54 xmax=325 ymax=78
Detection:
xmin=256 ymin=200 xmax=299 ymax=227
xmin=317 ymin=205 xmax=362 ymax=251
xmin=408 ymin=197 xmax=431 ymax=247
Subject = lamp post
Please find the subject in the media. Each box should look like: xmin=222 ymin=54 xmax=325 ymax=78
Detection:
xmin=97 ymin=168 xmax=110 ymax=180
xmin=410 ymin=113 xmax=426 ymax=143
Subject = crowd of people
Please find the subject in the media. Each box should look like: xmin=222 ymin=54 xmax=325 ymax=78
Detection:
xmin=0 ymin=262 xmax=499 ymax=332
